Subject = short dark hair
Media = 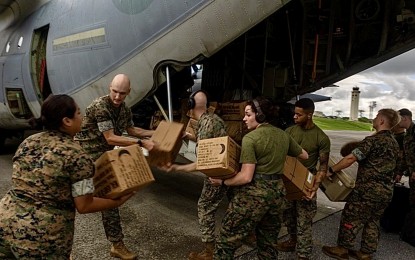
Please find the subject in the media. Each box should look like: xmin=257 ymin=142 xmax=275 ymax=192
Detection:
xmin=399 ymin=108 xmax=412 ymax=118
xmin=295 ymin=98 xmax=315 ymax=112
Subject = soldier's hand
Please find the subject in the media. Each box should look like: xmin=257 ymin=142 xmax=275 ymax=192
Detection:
xmin=394 ymin=174 xmax=402 ymax=183
xmin=209 ymin=177 xmax=222 ymax=186
xmin=304 ymin=183 xmax=319 ymax=200
xmin=142 ymin=139 xmax=156 ymax=151
xmin=158 ymin=163 xmax=176 ymax=172
xmin=411 ymin=172 xmax=415 ymax=181
xmin=114 ymin=191 xmax=137 ymax=206
xmin=183 ymin=131 xmax=192 ymax=139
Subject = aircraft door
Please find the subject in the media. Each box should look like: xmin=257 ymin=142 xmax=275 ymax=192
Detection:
xmin=31 ymin=25 xmax=51 ymax=102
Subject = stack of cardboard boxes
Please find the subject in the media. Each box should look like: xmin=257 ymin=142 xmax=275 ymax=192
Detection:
xmin=219 ymin=101 xmax=249 ymax=145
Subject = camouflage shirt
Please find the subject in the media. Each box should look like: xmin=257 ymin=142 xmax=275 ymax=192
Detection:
xmin=393 ymin=131 xmax=406 ymax=176
xmin=197 ymin=112 xmax=227 ymax=140
xmin=350 ymin=130 xmax=399 ymax=202
xmin=74 ymin=95 xmax=134 ymax=160
xmin=403 ymin=122 xmax=415 ymax=174
xmin=0 ymin=130 xmax=94 ymax=257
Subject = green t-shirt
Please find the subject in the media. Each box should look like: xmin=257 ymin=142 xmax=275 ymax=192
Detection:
xmin=240 ymin=124 xmax=303 ymax=175
xmin=285 ymin=124 xmax=330 ymax=171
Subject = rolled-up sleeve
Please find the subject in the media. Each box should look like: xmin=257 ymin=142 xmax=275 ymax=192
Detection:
xmin=72 ymin=178 xmax=95 ymax=197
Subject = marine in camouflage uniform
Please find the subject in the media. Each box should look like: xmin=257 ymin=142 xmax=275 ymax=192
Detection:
xmin=213 ymin=98 xmax=306 ymax=260
xmin=195 ymin=112 xmax=228 ymax=244
xmin=399 ymin=109 xmax=415 ymax=208
xmin=166 ymin=90 xmax=228 ymax=260
xmin=75 ymin=75 xmax=153 ymax=260
xmin=74 ymin=95 xmax=133 ymax=243
xmin=391 ymin=124 xmax=406 ymax=180
xmin=323 ymin=109 xmax=400 ymax=259
xmin=0 ymin=131 xmax=94 ymax=259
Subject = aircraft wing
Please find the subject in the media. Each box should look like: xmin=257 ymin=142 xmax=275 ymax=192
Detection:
xmin=0 ymin=0 xmax=13 ymax=13
xmin=287 ymin=93 xmax=332 ymax=104
xmin=0 ymin=0 xmax=51 ymax=31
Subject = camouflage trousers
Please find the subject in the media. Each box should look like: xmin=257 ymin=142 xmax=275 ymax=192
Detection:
xmin=102 ymin=207 xmax=124 ymax=242
xmin=0 ymin=194 xmax=73 ymax=259
xmin=337 ymin=198 xmax=389 ymax=253
xmin=214 ymin=179 xmax=286 ymax=260
xmin=198 ymin=177 xmax=228 ymax=243
xmin=283 ymin=195 xmax=317 ymax=258
xmin=410 ymin=178 xmax=415 ymax=208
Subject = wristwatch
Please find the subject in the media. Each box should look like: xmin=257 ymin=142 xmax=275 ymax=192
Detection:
xmin=137 ymin=139 xmax=143 ymax=147
xmin=328 ymin=167 xmax=335 ymax=174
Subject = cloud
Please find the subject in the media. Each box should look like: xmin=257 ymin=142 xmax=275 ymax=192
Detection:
xmin=313 ymin=48 xmax=415 ymax=118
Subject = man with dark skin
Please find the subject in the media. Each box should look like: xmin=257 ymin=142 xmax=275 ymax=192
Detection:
xmin=277 ymin=98 xmax=330 ymax=260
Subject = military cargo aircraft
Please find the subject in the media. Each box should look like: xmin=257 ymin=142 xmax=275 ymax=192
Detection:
xmin=1 ymin=0 xmax=415 ymax=148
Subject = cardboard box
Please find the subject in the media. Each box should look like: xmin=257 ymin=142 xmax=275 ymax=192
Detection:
xmin=147 ymin=120 xmax=185 ymax=166
xmin=196 ymin=136 xmax=241 ymax=179
xmin=283 ymin=156 xmax=315 ymax=200
xmin=220 ymin=101 xmax=248 ymax=121
xmin=93 ymin=145 xmax=155 ymax=199
xmin=225 ymin=120 xmax=248 ymax=145
xmin=149 ymin=110 xmax=181 ymax=130
xmin=185 ymin=118 xmax=198 ymax=142
xmin=321 ymin=155 xmax=357 ymax=202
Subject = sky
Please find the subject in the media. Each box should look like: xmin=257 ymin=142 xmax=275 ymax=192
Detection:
xmin=313 ymin=48 xmax=415 ymax=119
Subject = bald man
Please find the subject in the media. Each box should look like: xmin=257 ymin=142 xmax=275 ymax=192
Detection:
xmin=163 ymin=90 xmax=227 ymax=260
xmin=75 ymin=74 xmax=154 ymax=259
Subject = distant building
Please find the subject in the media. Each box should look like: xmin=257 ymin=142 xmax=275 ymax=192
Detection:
xmin=349 ymin=87 xmax=360 ymax=121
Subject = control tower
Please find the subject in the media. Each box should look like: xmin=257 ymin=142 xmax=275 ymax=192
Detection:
xmin=350 ymin=87 xmax=360 ymax=121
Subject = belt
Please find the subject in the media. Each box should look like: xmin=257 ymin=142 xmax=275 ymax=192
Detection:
xmin=254 ymin=173 xmax=282 ymax=181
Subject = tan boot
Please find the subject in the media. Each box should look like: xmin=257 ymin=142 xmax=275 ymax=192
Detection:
xmin=275 ymin=235 xmax=297 ymax=252
xmin=322 ymin=245 xmax=349 ymax=260
xmin=110 ymin=241 xmax=137 ymax=260
xmin=188 ymin=242 xmax=214 ymax=260
xmin=349 ymin=249 xmax=372 ymax=260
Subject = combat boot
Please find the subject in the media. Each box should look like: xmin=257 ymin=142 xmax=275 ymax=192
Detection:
xmin=349 ymin=249 xmax=372 ymax=260
xmin=188 ymin=242 xmax=214 ymax=260
xmin=110 ymin=241 xmax=137 ymax=260
xmin=322 ymin=245 xmax=349 ymax=260
xmin=275 ymin=235 xmax=297 ymax=252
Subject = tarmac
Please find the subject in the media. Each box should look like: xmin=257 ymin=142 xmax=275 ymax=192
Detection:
xmin=0 ymin=130 xmax=414 ymax=259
